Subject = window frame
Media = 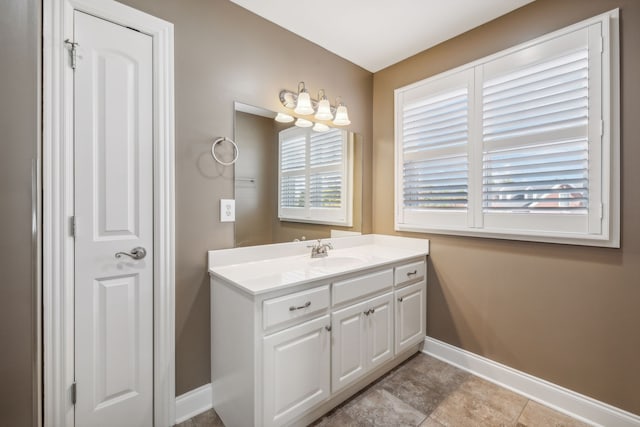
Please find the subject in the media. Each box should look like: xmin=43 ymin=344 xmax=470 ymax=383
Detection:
xmin=278 ymin=126 xmax=354 ymax=226
xmin=394 ymin=9 xmax=620 ymax=247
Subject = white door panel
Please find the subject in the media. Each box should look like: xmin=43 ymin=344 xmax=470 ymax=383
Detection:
xmin=263 ymin=316 xmax=331 ymax=427
xmin=74 ymin=10 xmax=154 ymax=427
xmin=331 ymin=300 xmax=367 ymax=393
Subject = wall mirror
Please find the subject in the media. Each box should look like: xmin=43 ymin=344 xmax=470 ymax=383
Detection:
xmin=233 ymin=102 xmax=364 ymax=247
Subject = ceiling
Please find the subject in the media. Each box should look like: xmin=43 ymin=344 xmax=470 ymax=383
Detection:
xmin=229 ymin=0 xmax=535 ymax=72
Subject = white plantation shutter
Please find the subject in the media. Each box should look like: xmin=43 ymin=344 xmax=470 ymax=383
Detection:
xmin=395 ymin=14 xmax=617 ymax=246
xmin=278 ymin=127 xmax=352 ymax=225
xmin=396 ymin=69 xmax=473 ymax=229
xmin=480 ymin=26 xmax=601 ymax=234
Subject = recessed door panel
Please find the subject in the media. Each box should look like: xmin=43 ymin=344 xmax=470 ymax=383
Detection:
xmin=93 ymin=275 xmax=139 ymax=408
xmin=94 ymin=51 xmax=140 ymax=239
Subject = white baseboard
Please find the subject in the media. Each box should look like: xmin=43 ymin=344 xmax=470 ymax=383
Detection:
xmin=423 ymin=337 xmax=640 ymax=427
xmin=175 ymin=383 xmax=213 ymax=424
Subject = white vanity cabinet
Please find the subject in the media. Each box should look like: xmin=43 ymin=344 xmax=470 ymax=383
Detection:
xmin=209 ymin=234 xmax=429 ymax=427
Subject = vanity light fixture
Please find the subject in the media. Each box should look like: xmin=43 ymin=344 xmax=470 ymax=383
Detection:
xmin=275 ymin=112 xmax=294 ymax=123
xmin=295 ymin=117 xmax=313 ymax=128
xmin=312 ymin=122 xmax=330 ymax=132
xmin=293 ymin=82 xmax=314 ymax=115
xmin=314 ymin=89 xmax=333 ymax=121
xmin=279 ymin=81 xmax=351 ymax=127
xmin=332 ymin=98 xmax=351 ymax=126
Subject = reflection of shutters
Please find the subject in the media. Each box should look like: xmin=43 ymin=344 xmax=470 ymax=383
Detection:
xmin=310 ymin=129 xmax=343 ymax=209
xmin=280 ymin=133 xmax=306 ymax=208
xmin=482 ymin=48 xmax=590 ymax=213
xmin=280 ymin=175 xmax=306 ymax=208
xmin=278 ymin=127 xmax=352 ymax=225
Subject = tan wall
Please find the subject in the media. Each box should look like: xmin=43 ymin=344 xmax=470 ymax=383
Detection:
xmin=372 ymin=0 xmax=640 ymax=414
xmin=0 ymin=0 xmax=40 ymax=425
xmin=234 ymin=111 xmax=276 ymax=247
xmin=116 ymin=0 xmax=373 ymax=395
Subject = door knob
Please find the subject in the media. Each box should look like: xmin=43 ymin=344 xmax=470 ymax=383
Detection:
xmin=115 ymin=246 xmax=147 ymax=260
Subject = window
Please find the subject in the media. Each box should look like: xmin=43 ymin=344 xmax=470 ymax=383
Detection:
xmin=395 ymin=10 xmax=619 ymax=247
xmin=279 ymin=126 xmax=353 ymax=226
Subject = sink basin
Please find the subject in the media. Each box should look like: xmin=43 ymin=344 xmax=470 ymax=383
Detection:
xmin=308 ymin=256 xmax=364 ymax=269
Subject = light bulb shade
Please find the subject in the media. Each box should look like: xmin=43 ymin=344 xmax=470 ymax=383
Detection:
xmin=332 ymin=105 xmax=351 ymax=126
xmin=295 ymin=118 xmax=313 ymax=128
xmin=275 ymin=112 xmax=294 ymax=123
xmin=294 ymin=91 xmax=314 ymax=115
xmin=314 ymin=98 xmax=333 ymax=121
xmin=312 ymin=122 xmax=330 ymax=132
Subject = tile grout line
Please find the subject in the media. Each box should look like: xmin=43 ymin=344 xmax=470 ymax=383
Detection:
xmin=515 ymin=399 xmax=531 ymax=425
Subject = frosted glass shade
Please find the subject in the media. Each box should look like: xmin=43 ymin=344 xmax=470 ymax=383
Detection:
xmin=314 ymin=99 xmax=333 ymax=121
xmin=294 ymin=91 xmax=314 ymax=115
xmin=332 ymin=105 xmax=351 ymax=126
xmin=275 ymin=112 xmax=294 ymax=123
xmin=312 ymin=122 xmax=330 ymax=132
xmin=294 ymin=118 xmax=313 ymax=128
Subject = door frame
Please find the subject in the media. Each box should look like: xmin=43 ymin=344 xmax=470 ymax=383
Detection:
xmin=42 ymin=0 xmax=175 ymax=426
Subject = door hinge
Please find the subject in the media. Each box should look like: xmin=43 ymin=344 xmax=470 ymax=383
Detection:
xmin=64 ymin=39 xmax=79 ymax=70
xmin=71 ymin=382 xmax=77 ymax=405
xmin=70 ymin=216 xmax=76 ymax=237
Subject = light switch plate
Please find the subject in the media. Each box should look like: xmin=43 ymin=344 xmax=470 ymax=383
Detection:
xmin=220 ymin=199 xmax=235 ymax=222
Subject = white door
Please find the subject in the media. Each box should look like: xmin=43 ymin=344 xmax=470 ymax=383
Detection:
xmin=366 ymin=293 xmax=394 ymax=369
xmin=263 ymin=315 xmax=331 ymax=427
xmin=331 ymin=300 xmax=368 ymax=393
xmin=395 ymin=282 xmax=426 ymax=354
xmin=74 ymin=10 xmax=154 ymax=427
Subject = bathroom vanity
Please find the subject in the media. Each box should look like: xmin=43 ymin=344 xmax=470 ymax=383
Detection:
xmin=209 ymin=234 xmax=429 ymax=427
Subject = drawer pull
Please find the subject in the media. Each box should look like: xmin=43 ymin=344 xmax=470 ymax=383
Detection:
xmin=406 ymin=270 xmax=418 ymax=277
xmin=289 ymin=301 xmax=311 ymax=311
xmin=398 ymin=297 xmax=404 ymax=302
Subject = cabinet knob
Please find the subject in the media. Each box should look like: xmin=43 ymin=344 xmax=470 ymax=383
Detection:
xmin=398 ymin=297 xmax=404 ymax=302
xmin=363 ymin=308 xmax=375 ymax=316
xmin=325 ymin=325 xmax=332 ymax=332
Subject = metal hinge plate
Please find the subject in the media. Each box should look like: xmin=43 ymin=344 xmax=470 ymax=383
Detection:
xmin=64 ymin=39 xmax=79 ymax=70
xmin=71 ymin=382 xmax=77 ymax=405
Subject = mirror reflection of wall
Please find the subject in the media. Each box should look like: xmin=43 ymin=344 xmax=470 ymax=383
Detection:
xmin=234 ymin=103 xmax=363 ymax=247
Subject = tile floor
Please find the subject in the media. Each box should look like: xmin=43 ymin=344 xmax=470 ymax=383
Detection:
xmin=176 ymin=353 xmax=591 ymax=427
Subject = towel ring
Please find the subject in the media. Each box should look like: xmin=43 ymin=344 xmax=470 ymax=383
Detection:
xmin=211 ymin=137 xmax=239 ymax=166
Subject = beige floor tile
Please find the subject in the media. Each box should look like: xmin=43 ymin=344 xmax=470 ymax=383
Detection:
xmin=429 ymin=376 xmax=528 ymax=427
xmin=375 ymin=354 xmax=468 ymax=416
xmin=420 ymin=416 xmax=446 ymax=427
xmin=341 ymin=388 xmax=427 ymax=426
xmin=517 ymin=400 xmax=593 ymax=427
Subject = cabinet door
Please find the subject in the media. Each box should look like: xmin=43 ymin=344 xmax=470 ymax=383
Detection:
xmin=331 ymin=300 xmax=368 ymax=393
xmin=366 ymin=292 xmax=394 ymax=370
xmin=263 ymin=315 xmax=331 ymax=427
xmin=395 ymin=281 xmax=426 ymax=354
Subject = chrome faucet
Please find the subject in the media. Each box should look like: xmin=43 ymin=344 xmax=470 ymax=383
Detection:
xmin=308 ymin=239 xmax=333 ymax=258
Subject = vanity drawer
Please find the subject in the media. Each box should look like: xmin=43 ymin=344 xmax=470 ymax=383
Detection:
xmin=263 ymin=285 xmax=330 ymax=330
xmin=395 ymin=260 xmax=426 ymax=287
xmin=332 ymin=269 xmax=393 ymax=306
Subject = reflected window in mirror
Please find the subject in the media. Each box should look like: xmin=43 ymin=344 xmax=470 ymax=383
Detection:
xmin=279 ymin=127 xmax=353 ymax=226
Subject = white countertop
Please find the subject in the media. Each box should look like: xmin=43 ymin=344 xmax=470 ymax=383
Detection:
xmin=208 ymin=234 xmax=429 ymax=295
